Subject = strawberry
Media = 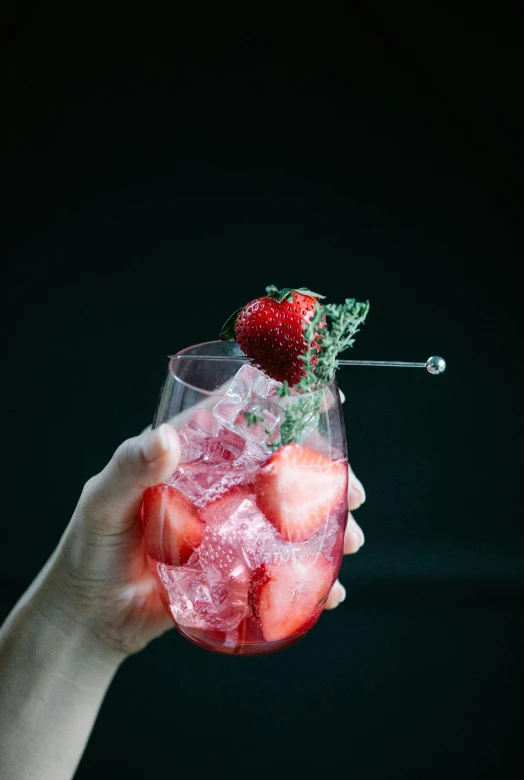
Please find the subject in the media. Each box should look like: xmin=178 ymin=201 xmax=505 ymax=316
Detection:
xmin=220 ymin=285 xmax=326 ymax=385
xmin=142 ymin=484 xmax=204 ymax=565
xmin=248 ymin=556 xmax=335 ymax=642
xmin=253 ymin=443 xmax=348 ymax=542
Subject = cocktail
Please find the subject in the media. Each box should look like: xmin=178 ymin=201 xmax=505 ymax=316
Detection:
xmin=142 ymin=337 xmax=348 ymax=655
xmin=141 ymin=286 xmax=443 ymax=655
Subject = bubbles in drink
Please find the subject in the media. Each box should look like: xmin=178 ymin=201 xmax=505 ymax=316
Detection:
xmin=143 ymin=364 xmax=349 ymax=654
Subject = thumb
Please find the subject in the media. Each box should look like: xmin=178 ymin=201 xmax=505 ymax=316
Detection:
xmin=80 ymin=424 xmax=181 ymax=533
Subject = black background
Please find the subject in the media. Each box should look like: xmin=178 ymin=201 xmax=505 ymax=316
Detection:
xmin=3 ymin=5 xmax=523 ymax=779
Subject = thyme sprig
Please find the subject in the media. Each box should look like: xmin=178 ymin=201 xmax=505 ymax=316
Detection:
xmin=313 ymin=299 xmax=370 ymax=387
xmin=243 ymin=409 xmax=280 ymax=450
xmin=275 ymin=298 xmax=370 ymax=445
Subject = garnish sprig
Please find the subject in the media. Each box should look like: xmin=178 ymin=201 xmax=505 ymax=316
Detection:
xmin=314 ymin=298 xmax=370 ymax=386
xmin=296 ymin=305 xmax=326 ymax=393
xmin=276 ymin=297 xmax=370 ymax=445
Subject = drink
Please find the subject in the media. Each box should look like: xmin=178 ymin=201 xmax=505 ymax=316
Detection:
xmin=141 ymin=341 xmax=349 ymax=655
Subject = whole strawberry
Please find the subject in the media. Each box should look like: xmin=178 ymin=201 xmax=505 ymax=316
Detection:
xmin=220 ymin=285 xmax=325 ymax=385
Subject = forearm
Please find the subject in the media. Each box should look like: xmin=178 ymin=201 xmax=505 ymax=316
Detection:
xmin=0 ymin=574 xmax=124 ymax=780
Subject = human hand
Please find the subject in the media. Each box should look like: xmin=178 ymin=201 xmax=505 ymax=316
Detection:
xmin=42 ymin=424 xmax=365 ymax=658
xmin=42 ymin=425 xmax=182 ymax=658
xmin=324 ymin=466 xmax=366 ymax=609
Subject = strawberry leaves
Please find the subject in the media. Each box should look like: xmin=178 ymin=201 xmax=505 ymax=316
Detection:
xmin=219 ymin=307 xmax=243 ymax=340
xmin=265 ymin=285 xmax=326 ymax=304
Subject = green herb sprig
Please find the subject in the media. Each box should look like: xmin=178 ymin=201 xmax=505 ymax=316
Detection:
xmin=243 ymin=409 xmax=280 ymax=450
xmin=314 ymin=299 xmax=370 ymax=386
xmin=275 ymin=297 xmax=370 ymax=445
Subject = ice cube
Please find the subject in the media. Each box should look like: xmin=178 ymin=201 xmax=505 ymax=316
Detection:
xmin=169 ymin=406 xmax=250 ymax=505
xmin=177 ymin=408 xmax=246 ymax=464
xmin=176 ymin=408 xmax=215 ymax=463
xmin=221 ymin=363 xmax=279 ymax=402
xmin=232 ymin=440 xmax=270 ymax=470
xmin=157 ymin=562 xmax=249 ymax=632
xmin=168 ymin=466 xmax=245 ymax=507
xmin=159 ymin=492 xmax=287 ymax=632
xmin=201 ymin=491 xmax=282 ymax=570
xmin=218 ymin=496 xmax=280 ymax=569
xmin=213 ymin=364 xmax=285 ymax=448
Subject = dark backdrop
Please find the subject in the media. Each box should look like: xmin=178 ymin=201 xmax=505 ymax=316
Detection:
xmin=3 ymin=5 xmax=523 ymax=779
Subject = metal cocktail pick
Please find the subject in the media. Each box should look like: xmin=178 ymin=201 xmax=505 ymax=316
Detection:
xmin=171 ymin=354 xmax=447 ymax=375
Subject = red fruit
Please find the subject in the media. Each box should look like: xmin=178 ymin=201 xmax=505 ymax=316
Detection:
xmin=248 ymin=556 xmax=335 ymax=642
xmin=220 ymin=285 xmax=326 ymax=385
xmin=254 ymin=444 xmax=347 ymax=542
xmin=142 ymin=484 xmax=204 ymax=565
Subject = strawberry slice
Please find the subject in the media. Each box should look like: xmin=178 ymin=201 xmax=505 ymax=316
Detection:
xmin=142 ymin=484 xmax=204 ymax=565
xmin=249 ymin=556 xmax=335 ymax=642
xmin=254 ymin=444 xmax=347 ymax=542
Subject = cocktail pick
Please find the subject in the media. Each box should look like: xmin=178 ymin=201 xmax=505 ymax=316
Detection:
xmin=170 ymin=354 xmax=447 ymax=375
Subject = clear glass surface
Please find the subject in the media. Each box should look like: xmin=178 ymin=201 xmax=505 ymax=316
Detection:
xmin=141 ymin=340 xmax=348 ymax=655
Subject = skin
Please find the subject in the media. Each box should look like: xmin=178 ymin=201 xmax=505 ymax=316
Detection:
xmin=0 ymin=423 xmax=365 ymax=780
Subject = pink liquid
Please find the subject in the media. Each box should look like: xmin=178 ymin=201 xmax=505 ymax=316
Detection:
xmin=141 ymin=416 xmax=348 ymax=656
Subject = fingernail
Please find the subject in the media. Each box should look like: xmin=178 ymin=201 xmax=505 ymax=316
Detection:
xmin=350 ymin=476 xmax=366 ymax=505
xmin=337 ymin=583 xmax=346 ymax=603
xmin=142 ymin=424 xmax=171 ymax=462
xmin=350 ymin=529 xmax=364 ymax=549
xmin=339 ymin=390 xmax=346 ymax=404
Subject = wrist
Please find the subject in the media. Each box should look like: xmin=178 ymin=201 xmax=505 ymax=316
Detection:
xmin=28 ymin=562 xmax=127 ymax=678
xmin=0 ymin=560 xmax=123 ymax=780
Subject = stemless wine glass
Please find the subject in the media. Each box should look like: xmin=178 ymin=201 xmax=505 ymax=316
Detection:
xmin=141 ymin=340 xmax=349 ymax=655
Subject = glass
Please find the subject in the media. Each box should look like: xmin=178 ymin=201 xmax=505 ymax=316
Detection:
xmin=141 ymin=340 xmax=348 ymax=655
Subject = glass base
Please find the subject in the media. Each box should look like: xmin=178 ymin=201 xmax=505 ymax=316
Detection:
xmin=175 ymin=622 xmax=308 ymax=656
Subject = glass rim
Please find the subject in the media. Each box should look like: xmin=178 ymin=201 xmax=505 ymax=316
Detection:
xmin=168 ymin=340 xmax=336 ymax=398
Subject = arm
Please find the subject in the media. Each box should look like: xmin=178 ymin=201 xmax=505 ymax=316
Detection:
xmin=0 ymin=424 xmax=181 ymax=780
xmin=0 ymin=423 xmax=365 ymax=780
xmin=0 ymin=580 xmax=122 ymax=780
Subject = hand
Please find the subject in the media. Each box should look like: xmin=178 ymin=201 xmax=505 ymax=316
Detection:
xmin=43 ymin=424 xmax=365 ymax=658
xmin=324 ymin=467 xmax=366 ymax=609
